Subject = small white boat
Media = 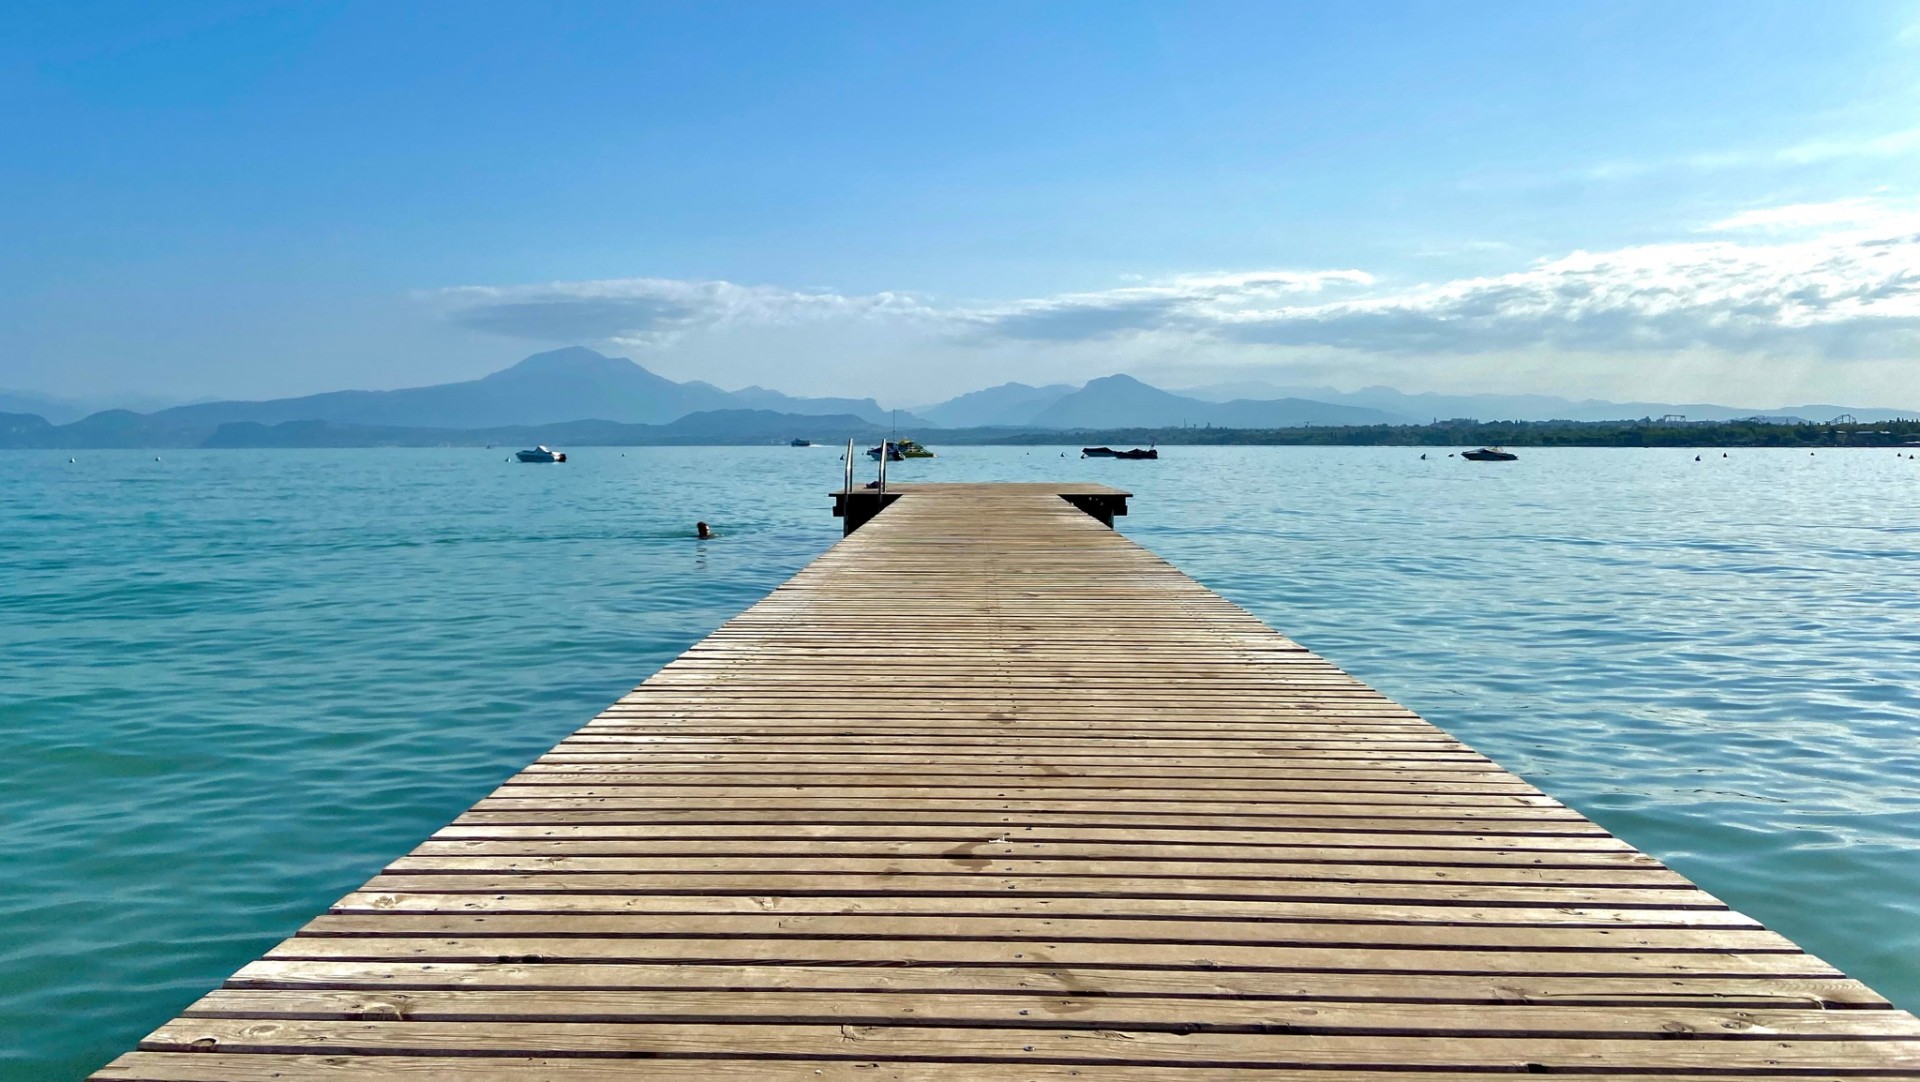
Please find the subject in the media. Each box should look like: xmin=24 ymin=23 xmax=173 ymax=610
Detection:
xmin=516 ymin=445 xmax=567 ymax=463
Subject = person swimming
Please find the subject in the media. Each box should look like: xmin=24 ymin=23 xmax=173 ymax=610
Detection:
xmin=696 ymin=521 xmax=713 ymax=539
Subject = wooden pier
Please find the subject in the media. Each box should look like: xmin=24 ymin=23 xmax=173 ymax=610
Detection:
xmin=96 ymin=483 xmax=1920 ymax=1079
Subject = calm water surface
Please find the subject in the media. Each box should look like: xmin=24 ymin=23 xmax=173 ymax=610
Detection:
xmin=3 ymin=446 xmax=1917 ymax=1078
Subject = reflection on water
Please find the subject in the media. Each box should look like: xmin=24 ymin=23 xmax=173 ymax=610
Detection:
xmin=1 ymin=445 xmax=1916 ymax=1078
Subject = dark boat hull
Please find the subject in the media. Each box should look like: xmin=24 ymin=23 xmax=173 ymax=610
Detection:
xmin=1461 ymin=449 xmax=1516 ymax=461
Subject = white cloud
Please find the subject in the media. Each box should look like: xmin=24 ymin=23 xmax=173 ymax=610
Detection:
xmin=428 ymin=277 xmax=935 ymax=347
xmin=965 ymin=223 xmax=1920 ymax=359
xmin=1704 ymin=198 xmax=1895 ymax=233
xmin=1468 ymin=125 xmax=1920 ymax=194
xmin=1701 ymin=195 xmax=1920 ymax=235
xmin=963 ymin=270 xmax=1375 ymax=342
xmin=1775 ymin=126 xmax=1920 ymax=166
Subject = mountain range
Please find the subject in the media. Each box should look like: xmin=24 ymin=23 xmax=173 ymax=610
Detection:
xmin=1025 ymin=375 xmax=1401 ymax=428
xmin=0 ymin=389 xmax=210 ymax=425
xmin=906 ymin=378 xmax=1399 ymax=428
xmin=1169 ymin=380 xmax=1917 ymax=424
xmin=3 ymin=345 xmax=1912 ymax=448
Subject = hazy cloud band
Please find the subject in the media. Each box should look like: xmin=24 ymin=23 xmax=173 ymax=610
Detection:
xmin=430 ymin=200 xmax=1920 ymax=363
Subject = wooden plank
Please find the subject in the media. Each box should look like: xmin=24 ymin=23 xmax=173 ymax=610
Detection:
xmin=378 ymin=854 xmax=1689 ymax=885
xmin=329 ymin=892 xmax=1755 ymax=927
xmin=254 ymin=936 xmax=1835 ymax=976
xmin=405 ymin=839 xmax=1657 ymax=864
xmin=134 ymin=1019 xmax=1920 ymax=1070
xmin=224 ymin=960 xmax=1891 ymax=1007
xmin=424 ymin=824 xmax=1633 ymax=848
xmin=447 ymin=810 xmax=1624 ymax=833
xmin=515 ymin=763 xmax=1517 ymax=779
xmin=183 ymin=989 xmax=1920 ymax=1037
xmin=100 ymin=1054 xmax=1902 ymax=1082
xmin=293 ymin=913 xmax=1799 ymax=951
xmin=358 ymin=872 xmax=1723 ymax=907
xmin=92 ymin=483 xmax=1919 ymax=1080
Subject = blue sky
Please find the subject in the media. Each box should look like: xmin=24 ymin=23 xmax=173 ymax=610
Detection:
xmin=4 ymin=1 xmax=1919 ymax=408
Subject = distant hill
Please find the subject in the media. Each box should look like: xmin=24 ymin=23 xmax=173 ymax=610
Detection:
xmin=1028 ymin=374 xmax=1405 ymax=429
xmin=143 ymin=347 xmax=734 ymax=429
xmin=0 ymin=390 xmax=209 ymax=425
xmin=645 ymin=409 xmax=887 ymax=443
xmin=2 ymin=408 xmax=216 ymax=448
xmin=0 ymin=412 xmax=58 ymax=442
xmin=913 ymin=382 xmax=1076 ymax=427
xmin=6 ymin=409 xmax=892 ymax=450
xmin=0 ymin=392 xmax=87 ymax=425
xmin=727 ymin=386 xmax=926 ymax=427
xmin=135 ymin=347 xmax=930 ymax=431
xmin=1173 ymin=381 xmax=1918 ymax=424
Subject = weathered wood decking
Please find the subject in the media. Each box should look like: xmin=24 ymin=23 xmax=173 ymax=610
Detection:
xmin=96 ymin=483 xmax=1920 ymax=1079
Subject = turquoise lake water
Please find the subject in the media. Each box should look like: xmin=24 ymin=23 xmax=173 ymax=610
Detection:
xmin=3 ymin=445 xmax=1917 ymax=1078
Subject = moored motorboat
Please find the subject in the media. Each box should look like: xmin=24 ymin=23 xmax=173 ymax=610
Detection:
xmin=1112 ymin=447 xmax=1158 ymax=459
xmin=866 ymin=438 xmax=934 ymax=461
xmin=1081 ymin=446 xmax=1118 ymax=457
xmin=516 ymin=445 xmax=567 ymax=463
xmin=1461 ymin=446 xmax=1517 ymax=461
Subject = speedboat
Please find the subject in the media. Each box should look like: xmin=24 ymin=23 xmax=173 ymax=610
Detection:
xmin=790 ymin=438 xmax=812 ymax=447
xmin=869 ymin=438 xmax=933 ymax=459
xmin=1081 ymin=446 xmax=1118 ymax=457
xmin=1112 ymin=447 xmax=1158 ymax=460
xmin=867 ymin=438 xmax=936 ymax=460
xmin=516 ymin=445 xmax=567 ymax=463
xmin=1461 ymin=446 xmax=1517 ymax=461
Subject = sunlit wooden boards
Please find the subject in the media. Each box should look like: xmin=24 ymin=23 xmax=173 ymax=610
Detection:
xmin=94 ymin=484 xmax=1920 ymax=1080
